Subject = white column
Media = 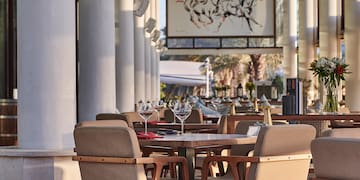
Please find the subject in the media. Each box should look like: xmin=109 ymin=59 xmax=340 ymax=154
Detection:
xmin=155 ymin=0 xmax=161 ymax=100
xmin=319 ymin=0 xmax=340 ymax=102
xmin=282 ymin=0 xmax=298 ymax=79
xmin=116 ymin=0 xmax=135 ymax=112
xmin=319 ymin=0 xmax=339 ymax=58
xmin=345 ymin=0 xmax=360 ymax=112
xmin=18 ymin=0 xmax=76 ymax=149
xmin=150 ymin=0 xmax=157 ymax=101
xmin=78 ymin=0 xmax=116 ymax=121
xmin=144 ymin=5 xmax=152 ymax=101
xmin=298 ymin=0 xmax=317 ymax=102
xmin=134 ymin=15 xmax=146 ymax=103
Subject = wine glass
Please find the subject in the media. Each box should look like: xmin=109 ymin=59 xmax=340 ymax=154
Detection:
xmin=137 ymin=101 xmax=154 ymax=135
xmin=167 ymin=99 xmax=178 ymax=124
xmin=173 ymin=101 xmax=192 ymax=134
xmin=152 ymin=100 xmax=164 ymax=121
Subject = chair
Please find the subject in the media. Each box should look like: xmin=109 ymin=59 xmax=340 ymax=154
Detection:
xmin=164 ymin=108 xmax=203 ymax=123
xmin=201 ymin=124 xmax=316 ymax=180
xmin=121 ymin=111 xmax=159 ymax=127
xmin=76 ymin=119 xmax=128 ymax=128
xmin=329 ymin=107 xmax=355 ymax=128
xmin=321 ymin=128 xmax=360 ymax=138
xmin=73 ymin=125 xmax=189 ymax=180
xmin=311 ymin=137 xmax=360 ymax=180
xmin=95 ymin=113 xmax=131 ymax=127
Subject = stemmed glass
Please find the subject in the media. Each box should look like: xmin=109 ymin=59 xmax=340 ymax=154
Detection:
xmin=167 ymin=99 xmax=177 ymax=124
xmin=137 ymin=101 xmax=155 ymax=135
xmin=173 ymin=101 xmax=192 ymax=134
xmin=152 ymin=100 xmax=164 ymax=121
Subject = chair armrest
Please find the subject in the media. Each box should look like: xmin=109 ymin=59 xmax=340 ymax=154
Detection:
xmin=201 ymin=154 xmax=312 ymax=180
xmin=73 ymin=155 xmax=189 ymax=180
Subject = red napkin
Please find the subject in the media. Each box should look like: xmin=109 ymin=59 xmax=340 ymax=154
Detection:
xmin=136 ymin=132 xmax=163 ymax=139
xmin=147 ymin=121 xmax=168 ymax=125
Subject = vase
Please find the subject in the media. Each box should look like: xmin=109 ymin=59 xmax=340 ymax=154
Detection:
xmin=323 ymin=86 xmax=338 ymax=113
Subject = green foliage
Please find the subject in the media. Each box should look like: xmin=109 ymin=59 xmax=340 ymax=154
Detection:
xmin=272 ymin=75 xmax=284 ymax=94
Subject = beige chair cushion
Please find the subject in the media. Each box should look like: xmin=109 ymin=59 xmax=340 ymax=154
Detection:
xmin=164 ymin=108 xmax=203 ymax=123
xmin=322 ymin=128 xmax=360 ymax=138
xmin=311 ymin=137 xmax=360 ymax=179
xmin=75 ymin=120 xmax=128 ymax=128
xmin=248 ymin=124 xmax=316 ymax=180
xmin=74 ymin=126 xmax=146 ymax=180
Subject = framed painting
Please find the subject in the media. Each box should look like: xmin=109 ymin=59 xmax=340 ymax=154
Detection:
xmin=167 ymin=0 xmax=275 ymax=37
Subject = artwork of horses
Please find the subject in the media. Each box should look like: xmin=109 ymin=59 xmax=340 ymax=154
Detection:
xmin=167 ymin=0 xmax=275 ymax=37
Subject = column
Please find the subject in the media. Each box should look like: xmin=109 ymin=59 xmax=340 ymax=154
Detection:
xmin=282 ymin=0 xmax=298 ymax=79
xmin=117 ymin=0 xmax=135 ymax=112
xmin=18 ymin=0 xmax=76 ymax=150
xmin=150 ymin=0 xmax=157 ymax=101
xmin=78 ymin=0 xmax=116 ymax=121
xmin=144 ymin=4 xmax=152 ymax=101
xmin=134 ymin=15 xmax=146 ymax=103
xmin=319 ymin=0 xmax=339 ymax=58
xmin=319 ymin=0 xmax=340 ymax=102
xmin=344 ymin=0 xmax=360 ymax=112
xmin=298 ymin=0 xmax=317 ymax=102
xmin=10 ymin=0 xmax=81 ymax=179
xmin=155 ymin=0 xmax=161 ymax=100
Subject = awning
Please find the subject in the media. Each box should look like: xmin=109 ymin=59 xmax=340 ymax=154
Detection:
xmin=160 ymin=61 xmax=206 ymax=86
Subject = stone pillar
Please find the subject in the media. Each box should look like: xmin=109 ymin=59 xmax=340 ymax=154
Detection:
xmin=155 ymin=0 xmax=161 ymax=100
xmin=9 ymin=0 xmax=81 ymax=179
xmin=319 ymin=0 xmax=339 ymax=58
xmin=298 ymin=0 xmax=317 ymax=102
xmin=283 ymin=0 xmax=298 ymax=79
xmin=116 ymin=0 xmax=135 ymax=112
xmin=150 ymin=0 xmax=157 ymax=101
xmin=134 ymin=15 xmax=146 ymax=103
xmin=344 ymin=0 xmax=360 ymax=112
xmin=18 ymin=0 xmax=76 ymax=150
xmin=319 ymin=0 xmax=340 ymax=102
xmin=78 ymin=0 xmax=116 ymax=121
xmin=144 ymin=4 xmax=152 ymax=101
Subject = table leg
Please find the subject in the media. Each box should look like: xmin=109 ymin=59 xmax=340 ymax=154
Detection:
xmin=178 ymin=147 xmax=195 ymax=180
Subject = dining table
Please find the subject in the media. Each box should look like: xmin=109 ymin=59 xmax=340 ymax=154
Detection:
xmin=135 ymin=122 xmax=220 ymax=133
xmin=139 ymin=133 xmax=257 ymax=180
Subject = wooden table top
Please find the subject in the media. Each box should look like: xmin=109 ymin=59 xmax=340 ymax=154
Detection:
xmin=139 ymin=133 xmax=256 ymax=148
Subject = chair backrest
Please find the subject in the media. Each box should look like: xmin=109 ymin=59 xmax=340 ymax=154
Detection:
xmin=95 ymin=113 xmax=130 ymax=127
xmin=311 ymin=137 xmax=360 ymax=180
xmin=321 ymin=128 xmax=360 ymax=138
xmin=121 ymin=111 xmax=159 ymax=126
xmin=164 ymin=108 xmax=203 ymax=123
xmin=217 ymin=116 xmax=227 ymax=134
xmin=74 ymin=126 xmax=147 ymax=180
xmin=76 ymin=120 xmax=128 ymax=128
xmin=247 ymin=124 xmax=316 ymax=180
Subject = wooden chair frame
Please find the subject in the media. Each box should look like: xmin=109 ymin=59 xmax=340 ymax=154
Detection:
xmin=73 ymin=155 xmax=189 ymax=180
xmin=201 ymin=154 xmax=312 ymax=180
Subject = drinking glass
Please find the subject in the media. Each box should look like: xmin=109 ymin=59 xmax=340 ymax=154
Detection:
xmin=152 ymin=100 xmax=164 ymax=121
xmin=174 ymin=101 xmax=192 ymax=134
xmin=137 ymin=101 xmax=154 ymax=135
xmin=167 ymin=99 xmax=177 ymax=124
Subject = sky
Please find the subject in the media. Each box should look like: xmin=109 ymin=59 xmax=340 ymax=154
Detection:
xmin=159 ymin=0 xmax=166 ymax=35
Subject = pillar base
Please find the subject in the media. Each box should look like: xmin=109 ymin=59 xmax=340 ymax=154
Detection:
xmin=0 ymin=147 xmax=80 ymax=180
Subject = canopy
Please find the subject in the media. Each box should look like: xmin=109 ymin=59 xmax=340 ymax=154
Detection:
xmin=160 ymin=61 xmax=206 ymax=86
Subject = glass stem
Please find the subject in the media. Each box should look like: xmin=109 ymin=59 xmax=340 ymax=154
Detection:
xmin=173 ymin=113 xmax=176 ymax=123
xmin=181 ymin=121 xmax=184 ymax=134
xmin=145 ymin=120 xmax=148 ymax=135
